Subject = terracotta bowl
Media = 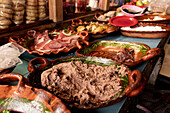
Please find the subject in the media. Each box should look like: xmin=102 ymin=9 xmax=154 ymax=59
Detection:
xmin=120 ymin=23 xmax=170 ymax=39
xmin=69 ymin=18 xmax=119 ymax=38
xmin=9 ymin=29 xmax=89 ymax=55
xmin=0 ymin=73 xmax=71 ymax=113
xmin=76 ymin=40 xmax=161 ymax=67
xmin=27 ymin=56 xmax=146 ymax=109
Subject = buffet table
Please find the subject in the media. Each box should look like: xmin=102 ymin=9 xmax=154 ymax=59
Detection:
xmin=11 ymin=32 xmax=169 ymax=113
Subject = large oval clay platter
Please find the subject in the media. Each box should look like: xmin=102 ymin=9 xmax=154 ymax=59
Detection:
xmin=27 ymin=56 xmax=146 ymax=109
xmin=135 ymin=15 xmax=170 ymax=23
xmin=0 ymin=73 xmax=71 ymax=113
xmin=76 ymin=40 xmax=161 ymax=67
xmin=9 ymin=29 xmax=89 ymax=56
xmin=120 ymin=23 xmax=170 ymax=39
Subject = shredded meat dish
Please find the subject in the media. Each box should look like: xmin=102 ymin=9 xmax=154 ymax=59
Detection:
xmin=41 ymin=61 xmax=128 ymax=107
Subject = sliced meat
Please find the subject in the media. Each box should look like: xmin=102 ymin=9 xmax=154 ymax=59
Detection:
xmin=112 ymin=48 xmax=134 ymax=63
xmin=27 ymin=30 xmax=82 ymax=53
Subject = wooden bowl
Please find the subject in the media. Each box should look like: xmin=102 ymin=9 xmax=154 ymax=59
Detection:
xmin=76 ymin=40 xmax=161 ymax=67
xmin=27 ymin=56 xmax=146 ymax=109
xmin=9 ymin=29 xmax=89 ymax=55
xmin=0 ymin=73 xmax=71 ymax=113
xmin=120 ymin=23 xmax=170 ymax=39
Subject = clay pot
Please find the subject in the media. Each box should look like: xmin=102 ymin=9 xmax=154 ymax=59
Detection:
xmin=0 ymin=73 xmax=71 ymax=113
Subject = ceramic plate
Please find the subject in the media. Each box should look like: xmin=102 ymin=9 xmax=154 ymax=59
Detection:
xmin=109 ymin=16 xmax=138 ymax=27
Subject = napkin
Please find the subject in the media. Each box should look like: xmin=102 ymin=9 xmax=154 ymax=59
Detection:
xmin=0 ymin=42 xmax=26 ymax=72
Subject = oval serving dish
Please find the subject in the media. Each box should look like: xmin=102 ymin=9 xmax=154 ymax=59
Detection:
xmin=69 ymin=18 xmax=119 ymax=38
xmin=120 ymin=23 xmax=170 ymax=39
xmin=76 ymin=40 xmax=161 ymax=67
xmin=135 ymin=15 xmax=170 ymax=23
xmin=0 ymin=73 xmax=71 ymax=113
xmin=27 ymin=56 xmax=146 ymax=109
xmin=9 ymin=29 xmax=89 ymax=55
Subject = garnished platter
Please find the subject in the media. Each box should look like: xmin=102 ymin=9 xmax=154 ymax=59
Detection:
xmin=0 ymin=73 xmax=71 ymax=113
xmin=69 ymin=18 xmax=119 ymax=38
xmin=9 ymin=29 xmax=89 ymax=55
xmin=27 ymin=56 xmax=146 ymax=109
xmin=76 ymin=40 xmax=161 ymax=67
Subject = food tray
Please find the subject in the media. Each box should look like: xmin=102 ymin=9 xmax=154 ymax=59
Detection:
xmin=76 ymin=40 xmax=161 ymax=67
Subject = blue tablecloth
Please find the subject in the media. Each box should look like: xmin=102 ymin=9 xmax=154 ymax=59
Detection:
xmin=12 ymin=34 xmax=162 ymax=113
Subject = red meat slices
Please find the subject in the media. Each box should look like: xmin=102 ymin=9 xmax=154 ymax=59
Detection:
xmin=28 ymin=30 xmax=81 ymax=53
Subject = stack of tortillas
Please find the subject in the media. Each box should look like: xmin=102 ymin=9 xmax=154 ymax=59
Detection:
xmin=38 ymin=0 xmax=47 ymax=20
xmin=26 ymin=0 xmax=38 ymax=24
xmin=0 ymin=0 xmax=13 ymax=29
xmin=12 ymin=0 xmax=25 ymax=25
xmin=0 ymin=0 xmax=48 ymax=28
